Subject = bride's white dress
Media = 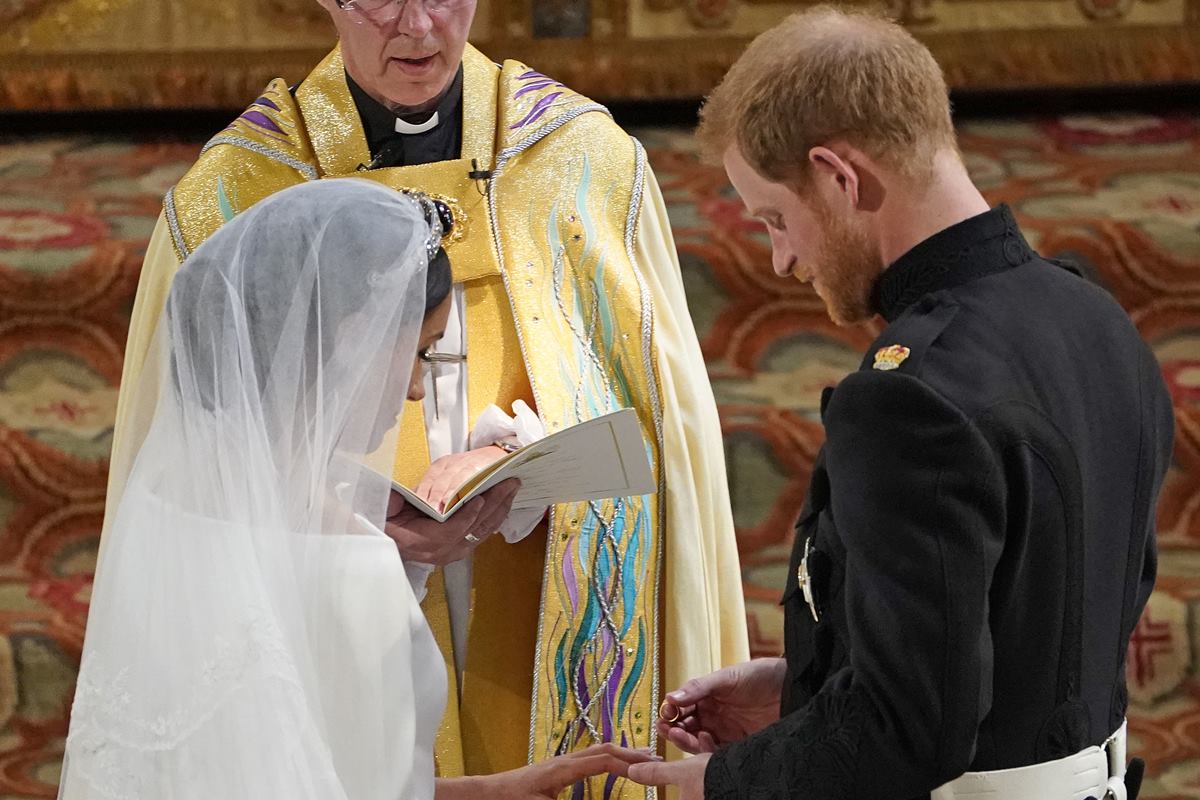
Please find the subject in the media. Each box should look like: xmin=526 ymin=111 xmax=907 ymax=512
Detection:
xmin=60 ymin=490 xmax=447 ymax=800
xmin=294 ymin=523 xmax=447 ymax=800
xmin=58 ymin=180 xmax=450 ymax=800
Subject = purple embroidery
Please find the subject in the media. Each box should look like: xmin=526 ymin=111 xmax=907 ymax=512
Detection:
xmin=241 ymin=110 xmax=284 ymax=136
xmin=563 ymin=546 xmax=580 ymax=613
xmin=603 ymin=767 xmax=619 ymax=800
xmin=601 ymin=646 xmax=623 ymax=742
xmin=515 ymin=79 xmax=561 ymax=99
xmin=254 ymin=95 xmax=281 ymax=112
xmin=510 ymin=91 xmax=563 ymax=130
xmin=510 ymin=69 xmax=570 ymax=129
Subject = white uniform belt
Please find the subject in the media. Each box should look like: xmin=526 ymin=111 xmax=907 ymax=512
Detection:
xmin=931 ymin=720 xmax=1128 ymax=800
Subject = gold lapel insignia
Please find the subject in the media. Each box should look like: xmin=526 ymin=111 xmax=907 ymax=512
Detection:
xmin=873 ymin=344 xmax=911 ymax=371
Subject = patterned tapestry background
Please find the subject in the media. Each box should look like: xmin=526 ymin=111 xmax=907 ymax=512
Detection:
xmin=0 ymin=112 xmax=1198 ymax=797
xmin=1 ymin=0 xmax=1198 ymax=109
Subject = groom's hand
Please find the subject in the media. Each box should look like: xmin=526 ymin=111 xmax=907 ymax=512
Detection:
xmin=383 ymin=478 xmax=520 ymax=566
xmin=657 ymin=658 xmax=787 ymax=753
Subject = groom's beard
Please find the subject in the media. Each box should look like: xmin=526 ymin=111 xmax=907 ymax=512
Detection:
xmin=811 ymin=201 xmax=882 ymax=327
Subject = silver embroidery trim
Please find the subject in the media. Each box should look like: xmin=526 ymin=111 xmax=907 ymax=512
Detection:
xmin=624 ymin=140 xmax=667 ymax=785
xmin=201 ymin=135 xmax=320 ymax=181
xmin=551 ymin=242 xmax=616 ymax=414
xmin=494 ymin=103 xmax=611 ymax=178
xmin=164 ymin=188 xmax=190 ymax=262
xmin=544 ymin=174 xmax=629 ymax=749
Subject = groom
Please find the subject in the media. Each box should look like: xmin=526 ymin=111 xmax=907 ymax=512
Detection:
xmin=630 ymin=7 xmax=1172 ymax=800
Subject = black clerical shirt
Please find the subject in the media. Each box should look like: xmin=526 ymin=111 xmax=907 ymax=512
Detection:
xmin=705 ymin=206 xmax=1174 ymax=800
xmin=346 ymin=67 xmax=463 ymax=168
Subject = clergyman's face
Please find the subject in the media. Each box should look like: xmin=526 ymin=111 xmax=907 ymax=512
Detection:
xmin=321 ymin=0 xmax=477 ymax=110
xmin=722 ymin=146 xmax=882 ymax=326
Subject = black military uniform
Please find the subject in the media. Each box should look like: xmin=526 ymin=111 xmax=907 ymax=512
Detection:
xmin=705 ymin=205 xmax=1174 ymax=800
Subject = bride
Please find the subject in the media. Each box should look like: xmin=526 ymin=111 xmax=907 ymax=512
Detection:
xmin=58 ymin=180 xmax=650 ymax=800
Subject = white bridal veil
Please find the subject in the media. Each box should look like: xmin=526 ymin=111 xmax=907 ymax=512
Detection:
xmin=59 ymin=179 xmax=447 ymax=800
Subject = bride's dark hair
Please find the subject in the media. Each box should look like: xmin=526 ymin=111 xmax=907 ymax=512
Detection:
xmin=425 ymin=247 xmax=452 ymax=314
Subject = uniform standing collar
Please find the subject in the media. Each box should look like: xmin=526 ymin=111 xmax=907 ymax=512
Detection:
xmin=871 ymin=204 xmax=1035 ymax=323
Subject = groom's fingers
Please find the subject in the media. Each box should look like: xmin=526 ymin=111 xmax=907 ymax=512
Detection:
xmin=667 ymin=671 xmax=734 ymax=707
xmin=658 ymin=700 xmax=697 ymax=723
xmin=657 ymin=705 xmax=701 ymax=735
xmin=661 ymin=723 xmax=706 ymax=755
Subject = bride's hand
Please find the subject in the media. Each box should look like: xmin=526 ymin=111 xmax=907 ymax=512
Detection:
xmin=384 ymin=479 xmax=520 ymax=566
xmin=435 ymin=744 xmax=658 ymax=800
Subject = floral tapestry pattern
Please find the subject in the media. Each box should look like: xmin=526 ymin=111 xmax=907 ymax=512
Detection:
xmin=0 ymin=115 xmax=1197 ymax=796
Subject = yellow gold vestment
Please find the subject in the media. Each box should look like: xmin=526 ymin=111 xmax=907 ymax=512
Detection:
xmin=105 ymin=43 xmax=748 ymax=799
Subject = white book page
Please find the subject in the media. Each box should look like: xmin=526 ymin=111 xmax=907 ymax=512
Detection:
xmin=392 ymin=408 xmax=655 ymax=521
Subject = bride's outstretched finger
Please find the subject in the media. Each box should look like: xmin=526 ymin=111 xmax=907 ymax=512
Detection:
xmin=547 ymin=746 xmax=658 ymax=785
xmin=455 ymin=743 xmax=661 ymax=800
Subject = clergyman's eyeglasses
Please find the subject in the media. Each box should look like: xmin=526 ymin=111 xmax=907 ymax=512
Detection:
xmin=334 ymin=0 xmax=473 ymax=24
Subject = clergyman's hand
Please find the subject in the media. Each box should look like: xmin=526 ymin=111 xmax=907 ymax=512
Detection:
xmin=416 ymin=445 xmax=510 ymax=512
xmin=383 ymin=478 xmax=520 ymax=566
xmin=434 ymin=744 xmax=658 ymax=800
xmin=657 ymin=658 xmax=786 ymax=753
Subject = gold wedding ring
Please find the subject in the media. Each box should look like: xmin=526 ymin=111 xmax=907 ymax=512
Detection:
xmin=658 ymin=701 xmax=681 ymax=723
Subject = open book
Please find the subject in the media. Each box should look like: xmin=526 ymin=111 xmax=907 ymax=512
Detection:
xmin=393 ymin=408 xmax=655 ymax=522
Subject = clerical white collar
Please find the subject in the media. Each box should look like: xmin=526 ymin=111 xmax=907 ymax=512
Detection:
xmin=395 ymin=112 xmax=439 ymax=135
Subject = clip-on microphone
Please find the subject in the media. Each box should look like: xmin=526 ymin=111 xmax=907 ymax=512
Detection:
xmin=468 ymin=158 xmax=493 ymax=194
